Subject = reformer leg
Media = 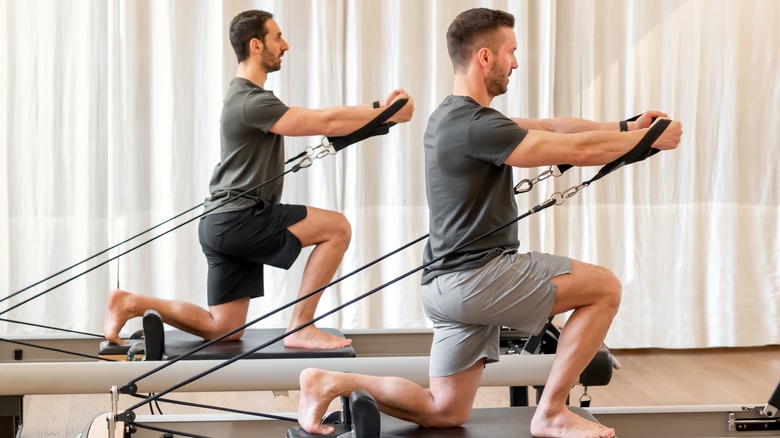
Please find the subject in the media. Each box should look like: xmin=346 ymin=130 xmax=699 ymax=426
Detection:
xmin=287 ymin=390 xmax=381 ymax=438
xmin=0 ymin=396 xmax=22 ymax=438
xmin=762 ymin=379 xmax=780 ymax=418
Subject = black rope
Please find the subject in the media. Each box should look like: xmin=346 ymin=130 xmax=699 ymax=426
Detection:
xmin=0 ymin=168 xmax=295 ymax=319
xmin=0 ymin=204 xmax=204 ymax=307
xmin=0 ymin=318 xmax=102 ymax=338
xmin=128 ymin=392 xmax=297 ymax=422
xmin=0 ymin=337 xmax=117 ymax=362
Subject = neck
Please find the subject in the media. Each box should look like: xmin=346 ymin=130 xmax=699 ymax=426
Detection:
xmin=236 ymin=61 xmax=268 ymax=88
xmin=452 ymin=70 xmax=493 ymax=107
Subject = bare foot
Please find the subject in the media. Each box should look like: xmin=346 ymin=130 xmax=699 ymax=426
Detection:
xmin=284 ymin=325 xmax=353 ymax=349
xmin=298 ymin=368 xmax=343 ymax=434
xmin=104 ymin=289 xmax=138 ymax=345
xmin=530 ymin=406 xmax=616 ymax=438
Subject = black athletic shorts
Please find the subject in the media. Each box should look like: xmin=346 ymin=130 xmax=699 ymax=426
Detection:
xmin=198 ymin=202 xmax=307 ymax=306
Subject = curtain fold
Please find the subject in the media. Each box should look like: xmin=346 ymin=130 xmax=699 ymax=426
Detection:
xmin=1 ymin=0 xmax=778 ymax=349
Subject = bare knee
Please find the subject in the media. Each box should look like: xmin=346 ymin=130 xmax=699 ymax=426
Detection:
xmin=597 ymin=266 xmax=622 ymax=312
xmin=199 ymin=319 xmax=246 ymax=341
xmin=332 ymin=213 xmax=351 ymax=249
xmin=422 ymin=406 xmax=472 ymax=428
xmin=218 ymin=327 xmax=245 ymax=342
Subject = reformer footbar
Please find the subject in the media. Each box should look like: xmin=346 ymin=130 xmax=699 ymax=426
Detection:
xmin=0 ymin=98 xmax=409 ymax=348
xmin=113 ymin=117 xmax=672 ymax=437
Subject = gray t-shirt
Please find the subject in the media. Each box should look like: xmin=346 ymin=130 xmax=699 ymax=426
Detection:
xmin=204 ymin=77 xmax=290 ymax=214
xmin=421 ymin=95 xmax=528 ymax=284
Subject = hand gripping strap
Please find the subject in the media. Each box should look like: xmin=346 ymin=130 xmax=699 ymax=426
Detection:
xmin=328 ymin=98 xmax=408 ymax=152
xmin=584 ymin=117 xmax=670 ymax=185
xmin=553 ymin=114 xmax=664 ymax=177
xmin=551 ymin=115 xmax=669 ymax=182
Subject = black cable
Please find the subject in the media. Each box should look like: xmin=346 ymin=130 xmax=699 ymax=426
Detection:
xmin=0 ymin=168 xmax=295 ymax=319
xmin=0 ymin=337 xmax=117 ymax=362
xmin=0 ymin=203 xmax=205 ymax=306
xmin=129 ymin=393 xmax=297 ymax=422
xmin=0 ymin=318 xmax=103 ymax=338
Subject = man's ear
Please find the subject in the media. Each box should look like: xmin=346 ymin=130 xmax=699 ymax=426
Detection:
xmin=477 ymin=47 xmax=492 ymax=68
xmin=250 ymin=37 xmax=263 ymax=53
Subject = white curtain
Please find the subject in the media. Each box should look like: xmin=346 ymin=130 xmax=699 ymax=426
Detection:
xmin=1 ymin=0 xmax=778 ymax=349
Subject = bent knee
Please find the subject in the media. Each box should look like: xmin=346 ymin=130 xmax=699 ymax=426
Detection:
xmin=220 ymin=328 xmax=245 ymax=342
xmin=204 ymin=326 xmax=245 ymax=342
xmin=420 ymin=406 xmax=471 ymax=428
xmin=332 ymin=213 xmax=352 ymax=247
xmin=597 ymin=266 xmax=622 ymax=310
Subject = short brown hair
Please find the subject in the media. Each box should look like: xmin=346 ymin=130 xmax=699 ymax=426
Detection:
xmin=446 ymin=8 xmax=515 ymax=72
xmin=229 ymin=10 xmax=274 ymax=63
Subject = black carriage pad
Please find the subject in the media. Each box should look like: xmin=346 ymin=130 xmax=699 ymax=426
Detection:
xmin=287 ymin=406 xmax=604 ymax=438
xmin=99 ymin=328 xmax=355 ymax=360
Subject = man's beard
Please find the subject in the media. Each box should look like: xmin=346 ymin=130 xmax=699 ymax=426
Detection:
xmin=486 ymin=63 xmax=509 ymax=97
xmin=262 ymin=50 xmax=283 ymax=72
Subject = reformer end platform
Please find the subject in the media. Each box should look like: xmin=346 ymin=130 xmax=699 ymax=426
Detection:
xmin=287 ymin=398 xmax=607 ymax=438
xmin=99 ymin=327 xmax=356 ymax=361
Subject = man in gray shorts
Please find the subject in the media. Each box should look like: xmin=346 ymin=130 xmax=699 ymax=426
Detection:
xmin=297 ymin=7 xmax=681 ymax=436
xmin=104 ymin=10 xmax=415 ymax=350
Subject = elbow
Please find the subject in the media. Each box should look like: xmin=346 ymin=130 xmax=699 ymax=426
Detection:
xmin=319 ymin=112 xmax=352 ymax=137
xmin=321 ymin=118 xmax=343 ymax=137
xmin=569 ymin=145 xmax=602 ymax=166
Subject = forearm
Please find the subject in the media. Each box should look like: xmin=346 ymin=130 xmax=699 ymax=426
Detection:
xmin=566 ymin=128 xmax=648 ymax=165
xmin=513 ymin=117 xmax=621 ymax=134
xmin=315 ymin=105 xmax=386 ymax=137
xmin=505 ymin=128 xmax=647 ymax=168
xmin=272 ymin=105 xmax=384 ymax=137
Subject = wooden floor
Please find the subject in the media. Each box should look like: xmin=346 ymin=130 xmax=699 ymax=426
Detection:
xmin=19 ymin=346 xmax=780 ymax=438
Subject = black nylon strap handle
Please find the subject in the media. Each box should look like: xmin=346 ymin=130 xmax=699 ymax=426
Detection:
xmin=584 ymin=117 xmax=670 ymax=185
xmin=329 ymin=97 xmax=408 ymax=151
xmin=553 ymin=114 xmax=668 ymax=180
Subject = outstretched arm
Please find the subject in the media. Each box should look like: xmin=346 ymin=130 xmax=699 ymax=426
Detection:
xmin=270 ymin=89 xmax=415 ymax=137
xmin=512 ymin=110 xmax=668 ymax=133
xmin=504 ymin=116 xmax=682 ymax=168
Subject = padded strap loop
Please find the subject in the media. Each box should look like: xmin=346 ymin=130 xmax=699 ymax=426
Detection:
xmin=328 ymin=98 xmax=408 ymax=152
xmin=584 ymin=117 xmax=670 ymax=185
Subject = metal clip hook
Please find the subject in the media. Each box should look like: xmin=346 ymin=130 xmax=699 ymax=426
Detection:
xmin=514 ymin=166 xmax=560 ymax=194
xmin=515 ymin=179 xmax=534 ymax=194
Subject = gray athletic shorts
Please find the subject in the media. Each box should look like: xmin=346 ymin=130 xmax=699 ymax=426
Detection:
xmin=198 ymin=202 xmax=307 ymax=306
xmin=422 ymin=251 xmax=571 ymax=377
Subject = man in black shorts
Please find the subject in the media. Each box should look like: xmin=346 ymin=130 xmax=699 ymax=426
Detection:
xmin=104 ymin=10 xmax=415 ymax=350
xmin=297 ymin=7 xmax=681 ymax=436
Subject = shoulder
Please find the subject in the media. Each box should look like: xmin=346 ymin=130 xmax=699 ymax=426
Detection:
xmin=226 ymin=78 xmax=286 ymax=107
